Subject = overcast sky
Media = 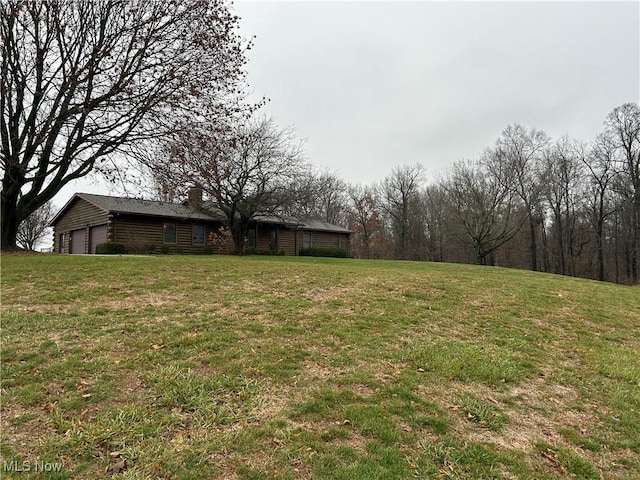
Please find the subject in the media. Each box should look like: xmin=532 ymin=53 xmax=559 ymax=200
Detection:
xmin=231 ymin=0 xmax=640 ymax=185
xmin=57 ymin=0 xmax=639 ymax=204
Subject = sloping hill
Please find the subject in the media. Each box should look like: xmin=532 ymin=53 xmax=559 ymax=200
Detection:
xmin=1 ymin=254 xmax=639 ymax=479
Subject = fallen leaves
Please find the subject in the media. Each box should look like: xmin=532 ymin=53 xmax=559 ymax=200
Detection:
xmin=106 ymin=458 xmax=127 ymax=475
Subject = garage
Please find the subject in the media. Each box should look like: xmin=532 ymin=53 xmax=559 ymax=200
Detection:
xmin=70 ymin=228 xmax=86 ymax=254
xmin=90 ymin=225 xmax=108 ymax=254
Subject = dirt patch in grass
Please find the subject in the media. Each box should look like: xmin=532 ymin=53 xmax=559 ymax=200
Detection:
xmin=1 ymin=303 xmax=71 ymax=314
xmin=252 ymin=385 xmax=297 ymax=423
xmin=0 ymin=291 xmax=187 ymax=315
xmin=301 ymin=360 xmax=336 ymax=381
xmin=0 ymin=403 xmax=52 ymax=459
xmin=98 ymin=291 xmax=187 ymax=310
xmin=440 ymin=376 xmax=609 ymax=473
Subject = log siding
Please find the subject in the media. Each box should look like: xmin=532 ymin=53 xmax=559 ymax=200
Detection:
xmin=112 ymin=215 xmax=225 ymax=254
xmin=254 ymin=228 xmax=350 ymax=255
xmin=300 ymin=230 xmax=350 ymax=254
xmin=51 ymin=193 xmax=351 ymax=256
xmin=52 ymin=198 xmax=109 ymax=254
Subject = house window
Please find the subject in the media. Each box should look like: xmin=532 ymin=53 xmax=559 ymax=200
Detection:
xmin=163 ymin=222 xmax=177 ymax=244
xmin=303 ymin=232 xmax=312 ymax=249
xmin=192 ymin=224 xmax=205 ymax=245
xmin=334 ymin=235 xmax=341 ymax=249
xmin=269 ymin=229 xmax=277 ymax=251
xmin=248 ymin=228 xmax=257 ymax=248
xmin=59 ymin=233 xmax=66 ymax=253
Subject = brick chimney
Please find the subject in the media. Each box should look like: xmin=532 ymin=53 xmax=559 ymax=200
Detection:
xmin=187 ymin=183 xmax=203 ymax=208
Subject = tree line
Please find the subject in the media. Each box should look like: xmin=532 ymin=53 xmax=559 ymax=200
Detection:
xmin=279 ymin=104 xmax=639 ymax=285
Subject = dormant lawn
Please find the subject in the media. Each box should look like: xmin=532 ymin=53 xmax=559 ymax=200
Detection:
xmin=1 ymin=254 xmax=639 ymax=479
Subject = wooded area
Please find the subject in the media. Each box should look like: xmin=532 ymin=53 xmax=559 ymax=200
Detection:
xmin=282 ymin=104 xmax=639 ymax=285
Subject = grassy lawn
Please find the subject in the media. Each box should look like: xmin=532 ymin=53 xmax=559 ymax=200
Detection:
xmin=1 ymin=253 xmax=639 ymax=479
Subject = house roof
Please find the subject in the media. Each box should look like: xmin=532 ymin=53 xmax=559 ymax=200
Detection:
xmin=49 ymin=193 xmax=225 ymax=225
xmin=252 ymin=214 xmax=303 ymax=228
xmin=246 ymin=214 xmax=351 ymax=234
xmin=50 ymin=193 xmax=352 ymax=233
xmin=299 ymin=218 xmax=352 ymax=234
xmin=84 ymin=193 xmax=227 ymax=221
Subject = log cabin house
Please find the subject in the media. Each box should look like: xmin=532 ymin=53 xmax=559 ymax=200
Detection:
xmin=49 ymin=192 xmax=351 ymax=255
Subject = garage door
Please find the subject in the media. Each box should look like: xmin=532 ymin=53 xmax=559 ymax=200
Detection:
xmin=90 ymin=225 xmax=108 ymax=254
xmin=70 ymin=228 xmax=86 ymax=254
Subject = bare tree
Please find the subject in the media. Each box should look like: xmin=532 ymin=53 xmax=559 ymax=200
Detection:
xmin=379 ymin=164 xmax=425 ymax=260
xmin=422 ymin=184 xmax=448 ymax=262
xmin=16 ymin=200 xmax=54 ymax=251
xmin=149 ymin=166 xmax=189 ymax=204
xmin=611 ymin=174 xmax=638 ymax=283
xmin=347 ymin=183 xmax=380 ymax=258
xmin=442 ymin=159 xmax=525 ymax=265
xmin=485 ymin=124 xmax=550 ymax=271
xmin=1 ymin=0 xmax=256 ymax=249
xmin=542 ymin=136 xmax=584 ymax=276
xmin=287 ymin=170 xmax=349 ymax=225
xmin=605 ymin=102 xmax=640 ymax=283
xmin=154 ymin=117 xmax=306 ymax=253
xmin=581 ymin=134 xmax=619 ymax=281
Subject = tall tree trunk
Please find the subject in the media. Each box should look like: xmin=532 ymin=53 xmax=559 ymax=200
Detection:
xmin=625 ymin=242 xmax=632 ymax=283
xmin=614 ymin=215 xmax=620 ymax=284
xmin=1 ymin=210 xmax=20 ymax=250
xmin=541 ymin=220 xmax=549 ymax=273
xmin=528 ymin=215 xmax=538 ymax=271
xmin=632 ymin=214 xmax=639 ymax=283
xmin=229 ymin=218 xmax=248 ymax=255
xmin=1 ymin=189 xmax=23 ymax=250
xmin=475 ymin=243 xmax=485 ymax=265
xmin=362 ymin=225 xmax=370 ymax=259
xmin=557 ymin=219 xmax=566 ymax=275
xmin=596 ymin=216 xmax=605 ymax=281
